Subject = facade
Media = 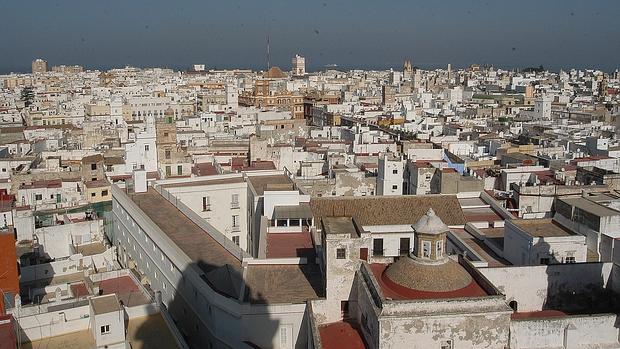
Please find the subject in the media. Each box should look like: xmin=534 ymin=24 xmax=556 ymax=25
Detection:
xmin=292 ymin=55 xmax=306 ymax=77
xmin=377 ymin=154 xmax=403 ymax=196
xmin=504 ymin=218 xmax=587 ymax=265
xmin=31 ymin=59 xmax=48 ymax=74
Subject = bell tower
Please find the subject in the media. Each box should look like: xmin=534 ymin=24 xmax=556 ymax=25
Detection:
xmin=412 ymin=208 xmax=449 ymax=261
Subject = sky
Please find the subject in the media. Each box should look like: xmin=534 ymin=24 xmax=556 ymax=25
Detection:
xmin=0 ymin=0 xmax=619 ymax=73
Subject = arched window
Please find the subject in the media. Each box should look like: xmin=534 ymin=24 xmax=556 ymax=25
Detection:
xmin=509 ymin=300 xmax=518 ymax=312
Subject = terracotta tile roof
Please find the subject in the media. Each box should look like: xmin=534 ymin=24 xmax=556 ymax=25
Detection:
xmin=243 ymin=264 xmax=323 ymax=304
xmin=129 ymin=189 xmax=242 ymax=298
xmin=319 ymin=321 xmax=366 ymax=349
xmin=310 ymin=195 xmax=466 ymax=226
xmin=266 ymin=231 xmax=314 ymax=259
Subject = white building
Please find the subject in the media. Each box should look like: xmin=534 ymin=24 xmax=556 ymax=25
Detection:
xmin=292 ymin=55 xmax=306 ymax=77
xmin=377 ymin=154 xmax=404 ymax=195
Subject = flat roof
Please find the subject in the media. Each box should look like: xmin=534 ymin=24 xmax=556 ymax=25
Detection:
xmin=90 ymin=294 xmax=121 ymax=315
xmin=560 ymin=197 xmax=620 ymax=217
xmin=247 ymin=174 xmax=294 ymax=196
xmin=272 ymin=203 xmax=313 ymax=220
xmin=266 ymin=231 xmax=314 ymax=259
xmin=159 ymin=176 xmax=244 ymax=188
xmin=511 ymin=219 xmax=576 ymax=238
xmin=243 ymin=264 xmax=323 ymax=304
xmin=322 ymin=217 xmax=360 ymax=237
xmin=319 ymin=321 xmax=366 ymax=349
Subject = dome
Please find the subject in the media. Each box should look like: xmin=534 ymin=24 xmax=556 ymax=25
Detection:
xmin=384 ymin=257 xmax=472 ymax=292
xmin=264 ymin=66 xmax=286 ymax=79
xmin=412 ymin=208 xmax=449 ymax=235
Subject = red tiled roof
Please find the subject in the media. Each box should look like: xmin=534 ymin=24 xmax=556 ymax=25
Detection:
xmin=192 ymin=163 xmax=219 ymax=176
xmin=369 ymin=263 xmax=488 ymax=300
xmin=0 ymin=315 xmax=16 ymax=349
xmin=319 ymin=321 xmax=366 ymax=349
xmin=266 ymin=231 xmax=314 ymax=259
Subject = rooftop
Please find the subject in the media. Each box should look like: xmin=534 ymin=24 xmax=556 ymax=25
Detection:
xmin=90 ymin=294 xmax=121 ymax=315
xmin=128 ymin=189 xmax=243 ymax=297
xmin=311 ymin=195 xmax=465 ymax=227
xmin=243 ymin=264 xmax=323 ymax=304
xmin=511 ymin=219 xmax=577 ymax=238
xmin=369 ymin=263 xmax=488 ymax=300
xmin=247 ymin=174 xmax=294 ymax=196
xmin=266 ymin=231 xmax=314 ymax=259
xmin=319 ymin=321 xmax=366 ymax=349
xmin=560 ymin=197 xmax=620 ymax=217
xmin=21 ymin=314 xmax=179 ymax=349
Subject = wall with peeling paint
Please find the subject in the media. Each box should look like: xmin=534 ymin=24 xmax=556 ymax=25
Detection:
xmin=480 ymin=263 xmax=613 ymax=313
xmin=510 ymin=314 xmax=619 ymax=349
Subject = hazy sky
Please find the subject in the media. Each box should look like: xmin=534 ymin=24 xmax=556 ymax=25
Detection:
xmin=1 ymin=0 xmax=619 ymax=73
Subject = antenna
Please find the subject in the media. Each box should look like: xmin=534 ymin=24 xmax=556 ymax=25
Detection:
xmin=266 ymin=35 xmax=271 ymax=70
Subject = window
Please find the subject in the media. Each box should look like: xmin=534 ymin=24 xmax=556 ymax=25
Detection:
xmin=423 ymin=241 xmax=431 ymax=258
xmin=145 ymin=144 xmax=149 ymax=151
xmin=436 ymin=240 xmax=443 ymax=258
xmin=231 ymin=194 xmax=239 ymax=208
xmin=91 ymin=193 xmax=96 ymax=197
xmin=336 ymin=248 xmax=346 ymax=259
xmin=280 ymin=327 xmax=288 ymax=347
xmin=373 ymin=238 xmax=384 ymax=256
xmin=441 ymin=340 xmax=453 ymax=349
xmin=177 ymin=165 xmax=182 ymax=175
xmin=565 ymin=256 xmax=576 ymax=263
xmin=100 ymin=325 xmax=110 ymax=335
xmin=392 ymin=185 xmax=398 ymax=190
xmin=102 ymin=190 xmax=108 ymax=196
xmin=35 ymin=194 xmax=42 ymax=201
xmin=232 ymin=236 xmax=239 ymax=246
xmin=232 ymin=215 xmax=239 ymax=227
xmin=399 ymin=238 xmax=410 ymax=255
xmin=165 ymin=166 xmax=171 ymax=176
xmin=165 ymin=149 xmax=171 ymax=159
xmin=392 ymin=169 xmax=398 ymax=174
xmin=202 ymin=196 xmax=211 ymax=211
xmin=540 ymin=257 xmax=550 ymax=265
xmin=91 ymin=163 xmax=97 ymax=170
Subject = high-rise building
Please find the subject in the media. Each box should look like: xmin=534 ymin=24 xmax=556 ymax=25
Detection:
xmin=292 ymin=54 xmax=305 ymax=76
xmin=381 ymin=85 xmax=396 ymax=106
xmin=31 ymin=58 xmax=48 ymax=73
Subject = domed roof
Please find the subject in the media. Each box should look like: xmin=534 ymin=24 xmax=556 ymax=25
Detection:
xmin=412 ymin=208 xmax=449 ymax=235
xmin=264 ymin=66 xmax=286 ymax=79
xmin=384 ymin=257 xmax=472 ymax=292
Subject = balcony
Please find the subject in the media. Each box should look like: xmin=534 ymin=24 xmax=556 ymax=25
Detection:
xmin=230 ymin=202 xmax=240 ymax=209
xmin=372 ymin=249 xmax=384 ymax=257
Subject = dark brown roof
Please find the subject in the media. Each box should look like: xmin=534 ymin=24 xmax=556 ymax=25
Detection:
xmin=384 ymin=257 xmax=472 ymax=292
xmin=247 ymin=174 xmax=294 ymax=196
xmin=310 ymin=195 xmax=465 ymax=226
xmin=263 ymin=66 xmax=286 ymax=79
xmin=129 ymin=189 xmax=242 ymax=297
xmin=243 ymin=264 xmax=323 ymax=304
xmin=82 ymin=154 xmax=104 ymax=163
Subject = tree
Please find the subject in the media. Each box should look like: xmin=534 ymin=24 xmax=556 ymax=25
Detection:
xmin=20 ymin=86 xmax=34 ymax=108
